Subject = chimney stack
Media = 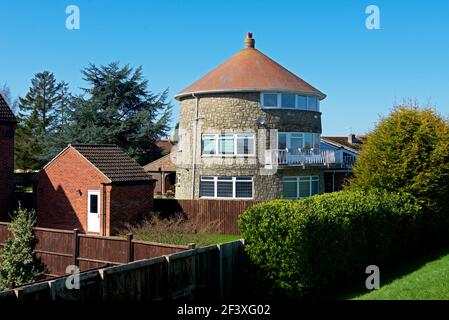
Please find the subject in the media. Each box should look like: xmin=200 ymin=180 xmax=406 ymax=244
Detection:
xmin=348 ymin=134 xmax=356 ymax=144
xmin=244 ymin=32 xmax=255 ymax=48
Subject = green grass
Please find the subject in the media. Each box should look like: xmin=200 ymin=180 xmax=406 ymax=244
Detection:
xmin=346 ymin=249 xmax=449 ymax=300
xmin=132 ymin=232 xmax=241 ymax=247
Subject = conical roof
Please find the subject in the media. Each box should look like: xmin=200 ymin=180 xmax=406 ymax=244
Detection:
xmin=175 ymin=33 xmax=325 ymax=100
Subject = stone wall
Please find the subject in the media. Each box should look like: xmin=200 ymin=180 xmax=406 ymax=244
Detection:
xmin=175 ymin=92 xmax=323 ymax=200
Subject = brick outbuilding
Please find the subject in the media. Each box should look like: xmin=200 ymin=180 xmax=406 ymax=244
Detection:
xmin=36 ymin=144 xmax=156 ymax=236
xmin=0 ymin=94 xmax=16 ymax=219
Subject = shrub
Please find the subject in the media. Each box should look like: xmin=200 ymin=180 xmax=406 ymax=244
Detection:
xmin=239 ymin=190 xmax=421 ymax=295
xmin=349 ymin=104 xmax=449 ymax=220
xmin=0 ymin=205 xmax=43 ymax=291
xmin=121 ymin=213 xmax=227 ymax=247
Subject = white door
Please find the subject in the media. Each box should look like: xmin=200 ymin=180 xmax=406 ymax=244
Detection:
xmin=87 ymin=190 xmax=101 ymax=233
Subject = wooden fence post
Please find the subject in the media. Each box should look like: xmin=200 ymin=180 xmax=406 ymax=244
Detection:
xmin=127 ymin=234 xmax=134 ymax=263
xmin=73 ymin=228 xmax=79 ymax=267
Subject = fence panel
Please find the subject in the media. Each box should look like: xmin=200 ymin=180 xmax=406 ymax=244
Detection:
xmin=133 ymin=241 xmax=187 ymax=261
xmin=1 ymin=240 xmax=245 ymax=301
xmin=154 ymin=199 xmax=261 ymax=234
xmin=78 ymin=235 xmax=130 ymax=271
xmin=0 ymin=223 xmax=189 ymax=278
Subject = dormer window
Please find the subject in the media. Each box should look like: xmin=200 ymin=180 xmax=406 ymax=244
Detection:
xmin=261 ymin=92 xmax=320 ymax=111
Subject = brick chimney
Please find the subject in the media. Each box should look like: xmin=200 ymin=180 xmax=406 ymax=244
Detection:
xmin=348 ymin=134 xmax=356 ymax=144
xmin=244 ymin=32 xmax=255 ymax=48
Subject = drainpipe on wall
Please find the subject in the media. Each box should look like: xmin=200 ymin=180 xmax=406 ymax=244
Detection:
xmin=102 ymin=183 xmax=107 ymax=236
xmin=191 ymin=93 xmax=200 ymax=199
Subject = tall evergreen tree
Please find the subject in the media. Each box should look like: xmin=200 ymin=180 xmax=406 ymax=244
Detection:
xmin=15 ymin=71 xmax=63 ymax=169
xmin=65 ymin=62 xmax=172 ymax=164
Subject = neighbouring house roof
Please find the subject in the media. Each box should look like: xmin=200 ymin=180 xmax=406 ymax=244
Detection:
xmin=71 ymin=144 xmax=153 ymax=183
xmin=143 ymin=154 xmax=176 ymax=172
xmin=175 ymin=33 xmax=326 ymax=100
xmin=0 ymin=94 xmax=16 ymax=124
xmin=154 ymin=139 xmax=175 ymax=155
xmin=44 ymin=144 xmax=154 ymax=183
xmin=321 ymin=135 xmax=366 ymax=153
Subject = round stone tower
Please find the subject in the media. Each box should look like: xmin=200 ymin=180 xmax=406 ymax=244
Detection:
xmin=175 ymin=33 xmax=327 ymax=201
xmin=0 ymin=94 xmax=16 ymax=216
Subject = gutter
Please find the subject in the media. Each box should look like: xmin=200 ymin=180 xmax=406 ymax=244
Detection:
xmin=191 ymin=93 xmax=200 ymax=199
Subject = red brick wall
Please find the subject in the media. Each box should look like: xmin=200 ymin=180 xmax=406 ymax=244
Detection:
xmin=0 ymin=124 xmax=15 ymax=220
xmin=36 ymin=147 xmax=109 ymax=234
xmin=109 ymin=183 xmax=154 ymax=234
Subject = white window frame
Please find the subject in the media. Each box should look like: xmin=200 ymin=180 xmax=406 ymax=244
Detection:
xmin=201 ymin=133 xmax=255 ymax=157
xmin=282 ymin=175 xmax=320 ymax=199
xmin=278 ymin=132 xmax=320 ymax=151
xmin=200 ymin=176 xmax=254 ymax=199
xmin=260 ymin=92 xmax=320 ymax=112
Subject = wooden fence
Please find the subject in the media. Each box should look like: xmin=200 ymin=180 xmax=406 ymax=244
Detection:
xmin=154 ymin=199 xmax=262 ymax=234
xmin=0 ymin=240 xmax=246 ymax=301
xmin=0 ymin=222 xmax=190 ymax=278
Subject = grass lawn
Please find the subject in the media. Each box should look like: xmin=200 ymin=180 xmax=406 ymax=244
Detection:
xmin=131 ymin=232 xmax=242 ymax=247
xmin=345 ymin=249 xmax=449 ymax=300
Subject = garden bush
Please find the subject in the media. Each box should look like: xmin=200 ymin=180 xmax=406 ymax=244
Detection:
xmin=0 ymin=205 xmax=42 ymax=291
xmin=349 ymin=104 xmax=449 ymax=244
xmin=239 ymin=190 xmax=422 ymax=295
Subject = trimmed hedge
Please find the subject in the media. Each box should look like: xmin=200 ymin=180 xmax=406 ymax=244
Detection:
xmin=239 ymin=190 xmax=422 ymax=294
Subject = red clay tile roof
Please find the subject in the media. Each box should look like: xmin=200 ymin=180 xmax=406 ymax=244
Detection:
xmin=71 ymin=144 xmax=153 ymax=183
xmin=0 ymin=94 xmax=16 ymax=123
xmin=321 ymin=136 xmax=366 ymax=152
xmin=154 ymin=140 xmax=174 ymax=154
xmin=144 ymin=154 xmax=176 ymax=172
xmin=176 ymin=35 xmax=325 ymax=100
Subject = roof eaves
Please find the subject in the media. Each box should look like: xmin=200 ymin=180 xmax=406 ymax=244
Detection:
xmin=175 ymin=88 xmax=326 ymax=101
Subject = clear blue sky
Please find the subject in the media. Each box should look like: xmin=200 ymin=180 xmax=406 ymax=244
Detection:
xmin=1 ymin=0 xmax=448 ymax=135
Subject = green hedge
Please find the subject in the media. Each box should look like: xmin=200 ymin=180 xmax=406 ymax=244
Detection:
xmin=239 ymin=190 xmax=422 ymax=294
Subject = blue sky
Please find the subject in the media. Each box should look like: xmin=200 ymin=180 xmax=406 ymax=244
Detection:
xmin=1 ymin=0 xmax=448 ymax=135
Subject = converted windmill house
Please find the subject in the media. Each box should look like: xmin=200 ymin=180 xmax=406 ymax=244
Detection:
xmin=0 ymin=94 xmax=16 ymax=218
xmin=174 ymin=33 xmax=352 ymax=201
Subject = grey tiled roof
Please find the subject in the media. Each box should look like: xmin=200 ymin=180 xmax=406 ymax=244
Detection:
xmin=0 ymin=94 xmax=16 ymax=123
xmin=71 ymin=144 xmax=153 ymax=183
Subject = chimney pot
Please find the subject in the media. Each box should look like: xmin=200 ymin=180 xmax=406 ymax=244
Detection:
xmin=244 ymin=32 xmax=255 ymax=48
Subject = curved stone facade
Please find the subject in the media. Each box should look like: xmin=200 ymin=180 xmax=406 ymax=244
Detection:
xmin=175 ymin=92 xmax=324 ymax=200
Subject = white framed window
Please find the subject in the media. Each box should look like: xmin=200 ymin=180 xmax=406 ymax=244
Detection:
xmin=282 ymin=176 xmax=320 ymax=199
xmin=260 ymin=92 xmax=320 ymax=111
xmin=281 ymin=93 xmax=296 ymax=109
xmin=236 ymin=133 xmax=255 ymax=155
xmin=202 ymin=134 xmax=217 ymax=155
xmin=261 ymin=93 xmax=278 ymax=108
xmin=278 ymin=132 xmax=320 ymax=152
xmin=219 ymin=135 xmax=235 ymax=155
xmin=200 ymin=176 xmax=254 ymax=199
xmin=201 ymin=133 xmax=255 ymax=156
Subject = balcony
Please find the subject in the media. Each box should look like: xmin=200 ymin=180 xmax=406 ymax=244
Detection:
xmin=265 ymin=149 xmax=354 ymax=167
